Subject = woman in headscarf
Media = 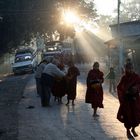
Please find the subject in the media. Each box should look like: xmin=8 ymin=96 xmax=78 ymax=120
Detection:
xmin=117 ymin=63 xmax=140 ymax=138
xmin=85 ymin=62 xmax=104 ymax=117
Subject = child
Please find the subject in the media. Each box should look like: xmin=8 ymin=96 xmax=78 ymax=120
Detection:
xmin=66 ymin=61 xmax=80 ymax=106
xmin=105 ymin=67 xmax=116 ymax=93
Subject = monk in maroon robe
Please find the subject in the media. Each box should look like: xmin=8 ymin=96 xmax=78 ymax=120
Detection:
xmin=117 ymin=63 xmax=140 ymax=138
xmin=66 ymin=61 xmax=80 ymax=106
xmin=52 ymin=61 xmax=66 ymax=103
xmin=85 ymin=62 xmax=104 ymax=117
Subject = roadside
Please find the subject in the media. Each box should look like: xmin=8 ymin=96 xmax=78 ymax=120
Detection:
xmin=0 ymin=74 xmax=32 ymax=140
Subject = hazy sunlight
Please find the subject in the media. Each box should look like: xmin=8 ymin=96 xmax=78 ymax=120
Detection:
xmin=94 ymin=0 xmax=117 ymax=16
xmin=62 ymin=9 xmax=99 ymax=34
xmin=63 ymin=10 xmax=80 ymax=25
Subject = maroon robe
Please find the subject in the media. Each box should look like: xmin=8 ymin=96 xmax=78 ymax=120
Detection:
xmin=52 ymin=63 xmax=66 ymax=98
xmin=52 ymin=77 xmax=66 ymax=98
xmin=85 ymin=69 xmax=104 ymax=108
xmin=66 ymin=66 xmax=80 ymax=100
xmin=117 ymin=72 xmax=140 ymax=129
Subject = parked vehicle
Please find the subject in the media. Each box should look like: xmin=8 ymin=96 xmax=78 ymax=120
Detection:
xmin=15 ymin=48 xmax=35 ymax=56
xmin=41 ymin=50 xmax=62 ymax=60
xmin=41 ymin=41 xmax=63 ymax=61
xmin=12 ymin=52 xmax=38 ymax=75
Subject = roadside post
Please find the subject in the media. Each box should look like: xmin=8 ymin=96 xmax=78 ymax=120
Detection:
xmin=36 ymin=33 xmax=45 ymax=63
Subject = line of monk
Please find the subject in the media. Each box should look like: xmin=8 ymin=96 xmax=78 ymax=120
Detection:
xmin=35 ymin=57 xmax=140 ymax=139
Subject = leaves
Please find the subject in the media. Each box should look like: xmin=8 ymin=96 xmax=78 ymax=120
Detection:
xmin=0 ymin=0 xmax=97 ymax=53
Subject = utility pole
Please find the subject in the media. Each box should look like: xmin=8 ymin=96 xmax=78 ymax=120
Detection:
xmin=117 ymin=0 xmax=123 ymax=74
xmin=117 ymin=0 xmax=120 ymax=33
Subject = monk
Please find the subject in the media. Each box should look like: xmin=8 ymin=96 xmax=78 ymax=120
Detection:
xmin=117 ymin=63 xmax=140 ymax=138
xmin=52 ymin=60 xmax=66 ymax=104
xmin=85 ymin=62 xmax=104 ymax=117
xmin=66 ymin=61 xmax=80 ymax=106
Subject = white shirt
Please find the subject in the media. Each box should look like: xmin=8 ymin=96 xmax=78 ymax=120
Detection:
xmin=42 ymin=63 xmax=65 ymax=78
xmin=35 ymin=63 xmax=46 ymax=78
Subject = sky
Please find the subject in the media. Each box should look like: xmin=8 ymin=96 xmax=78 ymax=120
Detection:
xmin=94 ymin=0 xmax=118 ymax=15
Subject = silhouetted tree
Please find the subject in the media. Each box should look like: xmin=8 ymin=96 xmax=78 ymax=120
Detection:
xmin=0 ymin=0 xmax=97 ymax=54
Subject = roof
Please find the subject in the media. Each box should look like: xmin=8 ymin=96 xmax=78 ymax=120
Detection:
xmin=110 ymin=20 xmax=140 ymax=28
xmin=15 ymin=53 xmax=32 ymax=57
xmin=16 ymin=48 xmax=34 ymax=54
xmin=45 ymin=41 xmax=63 ymax=46
xmin=109 ymin=20 xmax=140 ymax=38
xmin=104 ymin=35 xmax=140 ymax=48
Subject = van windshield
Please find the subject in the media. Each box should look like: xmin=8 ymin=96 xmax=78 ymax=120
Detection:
xmin=15 ymin=55 xmax=32 ymax=62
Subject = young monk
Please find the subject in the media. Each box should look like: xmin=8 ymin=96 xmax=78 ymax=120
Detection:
xmin=66 ymin=61 xmax=80 ymax=106
xmin=117 ymin=63 xmax=140 ymax=138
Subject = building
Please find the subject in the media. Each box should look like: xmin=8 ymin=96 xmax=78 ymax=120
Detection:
xmin=105 ymin=20 xmax=140 ymax=74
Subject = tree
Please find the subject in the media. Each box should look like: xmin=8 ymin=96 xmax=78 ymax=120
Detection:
xmin=109 ymin=0 xmax=140 ymax=23
xmin=119 ymin=0 xmax=140 ymax=22
xmin=0 ymin=0 xmax=98 ymax=54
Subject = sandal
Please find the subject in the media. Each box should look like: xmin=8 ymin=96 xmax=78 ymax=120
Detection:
xmin=93 ymin=114 xmax=99 ymax=117
xmin=131 ymin=129 xmax=138 ymax=137
xmin=127 ymin=131 xmax=134 ymax=139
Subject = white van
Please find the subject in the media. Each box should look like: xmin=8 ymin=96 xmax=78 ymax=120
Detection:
xmin=41 ymin=51 xmax=62 ymax=60
xmin=12 ymin=53 xmax=37 ymax=75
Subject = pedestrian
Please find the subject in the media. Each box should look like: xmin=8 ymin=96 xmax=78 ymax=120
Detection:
xmin=66 ymin=61 xmax=80 ymax=106
xmin=52 ymin=76 xmax=66 ymax=103
xmin=117 ymin=63 xmax=140 ymax=138
xmin=105 ymin=67 xmax=116 ymax=93
xmin=34 ymin=58 xmax=49 ymax=96
xmin=52 ymin=59 xmax=67 ymax=104
xmin=41 ymin=58 xmax=65 ymax=107
xmin=121 ymin=58 xmax=133 ymax=74
xmin=85 ymin=62 xmax=104 ymax=117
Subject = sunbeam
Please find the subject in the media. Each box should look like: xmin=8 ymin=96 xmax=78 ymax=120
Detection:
xmin=75 ymin=31 xmax=107 ymax=63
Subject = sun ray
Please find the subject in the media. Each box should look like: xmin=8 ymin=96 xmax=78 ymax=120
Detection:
xmin=62 ymin=10 xmax=80 ymax=25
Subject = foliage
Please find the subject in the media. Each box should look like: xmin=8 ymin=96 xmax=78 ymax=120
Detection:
xmin=119 ymin=0 xmax=140 ymax=22
xmin=0 ymin=0 xmax=97 ymax=53
xmin=95 ymin=0 xmax=140 ymax=36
